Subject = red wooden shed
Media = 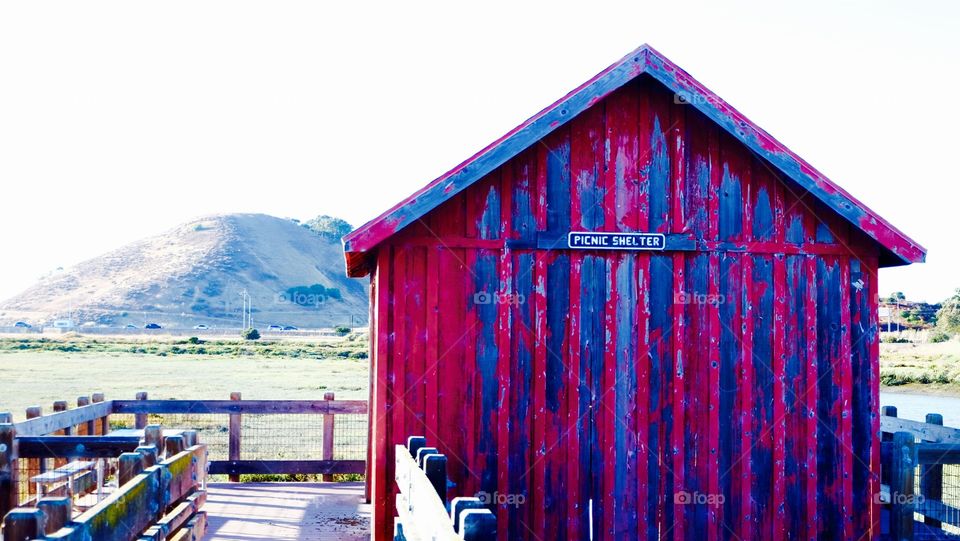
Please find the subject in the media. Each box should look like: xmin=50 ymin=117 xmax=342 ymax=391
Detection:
xmin=343 ymin=45 xmax=925 ymax=541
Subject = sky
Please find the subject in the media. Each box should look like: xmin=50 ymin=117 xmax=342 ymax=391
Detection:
xmin=0 ymin=1 xmax=957 ymax=303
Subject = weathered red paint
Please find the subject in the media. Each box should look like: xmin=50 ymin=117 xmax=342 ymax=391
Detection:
xmin=352 ymin=47 xmax=923 ymax=541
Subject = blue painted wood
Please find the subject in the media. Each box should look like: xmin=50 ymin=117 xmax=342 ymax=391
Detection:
xmin=815 ymin=257 xmax=843 ymax=537
xmin=578 ymin=254 xmax=605 ymax=541
xmin=613 ymin=255 xmax=638 ymax=539
xmin=509 ymin=251 xmax=535 ymax=540
xmin=473 ymin=251 xmax=499 ymax=496
xmin=544 ymin=252 xmax=569 ymax=541
xmin=647 ymin=254 xmax=674 ymax=539
xmin=751 ymin=255 xmax=775 ymax=537
xmin=718 ymin=253 xmax=742 ymax=538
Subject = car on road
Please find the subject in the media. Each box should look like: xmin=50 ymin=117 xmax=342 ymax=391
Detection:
xmin=268 ymin=325 xmax=283 ymax=331
xmin=282 ymin=326 xmax=298 ymax=331
xmin=13 ymin=321 xmax=31 ymax=328
xmin=193 ymin=324 xmax=210 ymax=330
xmin=145 ymin=323 xmax=162 ymax=329
xmin=125 ymin=324 xmax=138 ymax=329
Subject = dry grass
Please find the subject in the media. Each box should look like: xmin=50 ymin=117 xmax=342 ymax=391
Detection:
xmin=880 ymin=339 xmax=960 ymax=393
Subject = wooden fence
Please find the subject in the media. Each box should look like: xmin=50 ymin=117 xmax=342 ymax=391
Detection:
xmin=394 ymin=436 xmax=495 ymax=541
xmin=1 ymin=392 xmax=369 ymax=524
xmin=880 ymin=406 xmax=960 ymax=540
xmin=3 ymin=429 xmax=207 ymax=541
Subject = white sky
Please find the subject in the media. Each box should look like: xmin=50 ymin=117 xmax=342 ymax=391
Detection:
xmin=1 ymin=1 xmax=957 ymax=303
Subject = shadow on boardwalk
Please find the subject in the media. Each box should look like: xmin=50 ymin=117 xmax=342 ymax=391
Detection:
xmin=203 ymin=482 xmax=370 ymax=540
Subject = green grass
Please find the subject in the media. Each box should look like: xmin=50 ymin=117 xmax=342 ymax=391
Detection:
xmin=880 ymin=339 xmax=960 ymax=394
xmin=0 ymin=336 xmax=370 ymax=421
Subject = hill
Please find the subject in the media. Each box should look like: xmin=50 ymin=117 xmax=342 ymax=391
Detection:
xmin=0 ymin=214 xmax=367 ymax=329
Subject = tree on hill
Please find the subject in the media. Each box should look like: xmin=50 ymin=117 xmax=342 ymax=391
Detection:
xmin=936 ymin=288 xmax=960 ymax=335
xmin=302 ymin=215 xmax=353 ymax=241
xmin=886 ymin=291 xmax=906 ymax=303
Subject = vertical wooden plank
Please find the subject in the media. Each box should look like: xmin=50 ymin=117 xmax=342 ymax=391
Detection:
xmin=717 ymin=253 xmax=743 ymax=539
xmin=228 ymin=392 xmax=241 ymax=483
xmin=406 ymin=246 xmax=428 ymax=442
xmin=566 ymin=250 xmax=583 ymax=539
xmin=437 ymin=247 xmax=468 ymax=493
xmin=531 ymin=143 xmax=549 ymax=538
xmin=803 ymin=256 xmax=819 ymax=541
xmin=391 ymin=245 xmax=408 ymax=465
xmin=473 ymin=242 xmax=500 ymax=500
xmin=671 ymin=251 xmax=686 ymax=541
xmin=0 ymin=423 xmax=17 ymax=517
xmin=92 ymin=393 xmax=107 ymax=436
xmin=772 ymin=254 xmax=787 ymax=541
xmin=495 ymin=170 xmax=513 ymax=541
xmin=372 ymin=249 xmax=393 ymax=541
xmin=425 ymin=245 xmax=439 ymax=443
xmin=25 ymin=406 xmax=42 ymax=498
xmin=849 ymin=256 xmax=874 ymax=535
xmin=838 ymin=258 xmax=854 ymax=541
xmin=750 ymin=255 xmax=775 ymax=540
xmin=52 ymin=401 xmax=68 ymax=469
xmin=322 ymin=392 xmax=335 ymax=482
xmin=867 ymin=257 xmax=881 ymax=538
xmin=815 ymin=257 xmax=843 ymax=539
xmin=648 ymin=254 xmax=674 ymax=540
xmin=739 ymin=256 xmax=755 ymax=541
xmin=76 ymin=396 xmax=91 ymax=436
xmin=889 ymin=432 xmax=916 ymax=541
xmin=782 ymin=255 xmax=808 ymax=541
xmin=135 ymin=392 xmax=148 ymax=430
xmin=707 ymin=251 xmax=721 ymax=541
xmin=646 ymin=81 xmax=672 ymax=235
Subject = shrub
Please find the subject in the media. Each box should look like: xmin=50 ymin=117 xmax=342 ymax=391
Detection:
xmin=188 ymin=336 xmax=202 ymax=344
xmin=930 ymin=331 xmax=951 ymax=343
xmin=242 ymin=328 xmax=261 ymax=341
xmin=333 ymin=325 xmax=350 ymax=336
xmin=882 ymin=335 xmax=910 ymax=344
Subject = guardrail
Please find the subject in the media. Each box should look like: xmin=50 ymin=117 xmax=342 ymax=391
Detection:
xmin=2 ymin=430 xmax=207 ymax=541
xmin=880 ymin=406 xmax=960 ymax=540
xmin=394 ymin=436 xmax=495 ymax=541
xmin=1 ymin=392 xmax=369 ymax=521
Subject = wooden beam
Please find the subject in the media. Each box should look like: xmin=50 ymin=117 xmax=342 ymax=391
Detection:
xmin=0 ymin=423 xmax=17 ymax=521
xmin=881 ymin=415 xmax=960 ymax=444
xmin=13 ymin=401 xmax=113 ymax=436
xmin=208 ymin=459 xmax=366 ymax=476
xmin=17 ymin=436 xmax=141 ymax=458
xmin=228 ymin=392 xmax=241 ymax=483
xmin=112 ymin=399 xmax=368 ymax=415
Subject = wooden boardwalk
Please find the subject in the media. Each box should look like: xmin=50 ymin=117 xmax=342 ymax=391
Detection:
xmin=203 ymin=482 xmax=370 ymax=541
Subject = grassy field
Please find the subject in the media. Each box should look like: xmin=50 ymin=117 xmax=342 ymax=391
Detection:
xmin=880 ymin=339 xmax=960 ymax=395
xmin=0 ymin=335 xmax=370 ymax=421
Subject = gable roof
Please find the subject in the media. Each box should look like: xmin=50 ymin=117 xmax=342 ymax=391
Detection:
xmin=343 ymin=44 xmax=925 ymax=276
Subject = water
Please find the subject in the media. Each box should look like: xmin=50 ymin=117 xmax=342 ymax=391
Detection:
xmin=879 ymin=391 xmax=960 ymax=428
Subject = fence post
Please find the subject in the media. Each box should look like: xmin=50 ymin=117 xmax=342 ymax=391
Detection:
xmin=143 ymin=424 xmax=163 ymax=449
xmin=322 ymin=392 xmax=335 ymax=482
xmin=881 ymin=406 xmax=897 ymax=487
xmin=77 ymin=396 xmax=92 ymax=435
xmin=135 ymin=392 xmax=148 ymax=430
xmin=25 ymin=406 xmax=42 ymax=498
xmin=423 ymin=454 xmax=447 ymax=505
xmin=53 ymin=401 xmax=69 ymax=468
xmin=0 ymin=422 xmax=17 ymax=520
xmin=37 ymin=497 xmax=71 ymax=533
xmin=2 ymin=508 xmax=44 ymax=541
xmin=920 ymin=413 xmax=943 ymax=527
xmin=229 ymin=392 xmax=242 ymax=483
xmin=889 ymin=431 xmax=916 ymax=541
xmin=92 ymin=392 xmax=107 ymax=435
xmin=118 ymin=452 xmax=144 ymax=486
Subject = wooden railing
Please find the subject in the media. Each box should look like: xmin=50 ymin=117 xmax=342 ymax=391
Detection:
xmin=1 ymin=392 xmax=369 ymax=523
xmin=3 ymin=429 xmax=207 ymax=541
xmin=880 ymin=406 xmax=960 ymax=540
xmin=394 ymin=436 xmax=495 ymax=541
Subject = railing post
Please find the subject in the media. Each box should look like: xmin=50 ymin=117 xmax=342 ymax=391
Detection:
xmin=322 ymin=392 xmax=335 ymax=482
xmin=92 ymin=392 xmax=107 ymax=435
xmin=881 ymin=405 xmax=897 ymax=487
xmin=37 ymin=496 xmax=71 ymax=533
xmin=53 ymin=401 xmax=69 ymax=468
xmin=135 ymin=391 xmax=149 ymax=430
xmin=118 ymin=452 xmax=144 ymax=486
xmin=0 ymin=421 xmax=17 ymax=520
xmin=889 ymin=431 xmax=916 ymax=541
xmin=229 ymin=392 xmax=242 ymax=482
xmin=920 ymin=413 xmax=943 ymax=528
xmin=165 ymin=435 xmax=186 ymax=457
xmin=423 ymin=454 xmax=447 ymax=505
xmin=77 ymin=396 xmax=92 ymax=435
xmin=26 ymin=406 xmax=43 ymax=498
xmin=2 ymin=508 xmax=44 ymax=541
